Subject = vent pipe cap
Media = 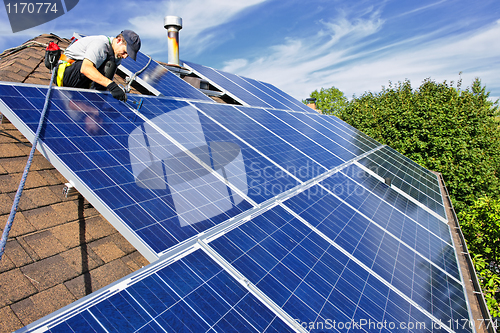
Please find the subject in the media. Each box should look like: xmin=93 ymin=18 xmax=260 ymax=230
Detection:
xmin=164 ymin=16 xmax=182 ymax=30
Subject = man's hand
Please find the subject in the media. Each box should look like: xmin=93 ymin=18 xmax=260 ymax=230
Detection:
xmin=107 ymin=82 xmax=127 ymax=101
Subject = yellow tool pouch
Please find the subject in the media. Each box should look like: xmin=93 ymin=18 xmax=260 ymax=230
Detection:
xmin=56 ymin=61 xmax=72 ymax=87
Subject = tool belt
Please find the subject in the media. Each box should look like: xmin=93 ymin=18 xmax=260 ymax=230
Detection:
xmin=56 ymin=54 xmax=75 ymax=87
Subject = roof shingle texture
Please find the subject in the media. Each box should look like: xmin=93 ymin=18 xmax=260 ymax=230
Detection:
xmin=0 ymin=34 xmax=149 ymax=332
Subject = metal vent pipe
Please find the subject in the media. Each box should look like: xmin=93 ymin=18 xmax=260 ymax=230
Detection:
xmin=164 ymin=16 xmax=182 ymax=66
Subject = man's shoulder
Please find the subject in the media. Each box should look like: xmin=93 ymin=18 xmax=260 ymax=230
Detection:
xmin=79 ymin=35 xmax=110 ymax=47
xmin=65 ymin=35 xmax=112 ymax=62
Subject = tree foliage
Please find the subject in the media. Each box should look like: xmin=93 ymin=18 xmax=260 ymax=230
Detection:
xmin=337 ymin=78 xmax=500 ymax=213
xmin=460 ymin=196 xmax=500 ymax=263
xmin=460 ymin=196 xmax=500 ymax=317
xmin=305 ymin=86 xmax=348 ymax=115
xmin=474 ymin=254 xmax=500 ymax=317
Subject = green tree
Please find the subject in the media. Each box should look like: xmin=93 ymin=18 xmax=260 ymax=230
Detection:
xmin=460 ymin=196 xmax=500 ymax=263
xmin=304 ymin=86 xmax=348 ymax=115
xmin=474 ymin=254 xmax=500 ymax=317
xmin=337 ymin=78 xmax=500 ymax=213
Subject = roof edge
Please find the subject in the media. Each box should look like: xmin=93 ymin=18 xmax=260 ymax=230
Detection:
xmin=435 ymin=171 xmax=496 ymax=333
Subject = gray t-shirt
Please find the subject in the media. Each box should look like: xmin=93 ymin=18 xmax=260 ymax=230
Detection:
xmin=64 ymin=35 xmax=121 ymax=68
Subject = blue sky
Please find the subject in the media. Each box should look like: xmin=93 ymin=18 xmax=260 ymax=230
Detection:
xmin=1 ymin=0 xmax=499 ymax=101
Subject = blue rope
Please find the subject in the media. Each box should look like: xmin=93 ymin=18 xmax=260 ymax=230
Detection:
xmin=0 ymin=69 xmax=56 ymax=261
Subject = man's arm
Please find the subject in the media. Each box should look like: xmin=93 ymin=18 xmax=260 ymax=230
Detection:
xmin=80 ymin=58 xmax=113 ymax=87
xmin=80 ymin=58 xmax=126 ymax=101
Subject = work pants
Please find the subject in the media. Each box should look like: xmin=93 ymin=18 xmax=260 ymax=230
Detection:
xmin=54 ymin=58 xmax=116 ymax=90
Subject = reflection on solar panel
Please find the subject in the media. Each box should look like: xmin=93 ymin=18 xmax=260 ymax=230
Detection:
xmin=33 ymin=248 xmax=295 ymax=332
xmin=0 ymin=79 xmax=475 ymax=333
xmin=119 ymin=52 xmax=212 ymax=102
xmin=357 ymin=146 xmax=447 ymax=219
xmin=184 ymin=61 xmax=315 ymax=113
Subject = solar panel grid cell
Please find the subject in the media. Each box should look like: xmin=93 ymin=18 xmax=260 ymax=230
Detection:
xmin=0 ymin=85 xmax=256 ymax=257
xmin=257 ymin=80 xmax=317 ymax=113
xmin=339 ymin=167 xmax=460 ymax=280
xmin=280 ymin=185 xmax=470 ymax=323
xmin=285 ymin=177 xmax=459 ymax=282
xmin=132 ymin=97 xmax=300 ymax=204
xmin=183 ymin=60 xmax=317 ymax=113
xmin=240 ymin=76 xmax=305 ymax=112
xmin=358 ymin=150 xmax=447 ymax=218
xmin=184 ymin=61 xmax=271 ymax=108
xmin=267 ymin=109 xmax=359 ymax=162
xmin=339 ymin=164 xmax=451 ymax=242
xmin=120 ymin=53 xmax=212 ymax=102
xmin=288 ymin=110 xmax=376 ymax=157
xmin=210 ymin=69 xmax=291 ymax=110
xmin=236 ymin=106 xmax=345 ymax=171
xmin=319 ymin=112 xmax=381 ymax=150
xmin=376 ymin=148 xmax=442 ymax=201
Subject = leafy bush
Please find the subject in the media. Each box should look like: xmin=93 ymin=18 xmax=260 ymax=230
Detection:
xmin=305 ymin=86 xmax=348 ymax=115
xmin=460 ymin=196 xmax=500 ymax=263
xmin=460 ymin=197 xmax=500 ymax=315
xmin=337 ymin=78 xmax=500 ymax=213
xmin=473 ymin=254 xmax=500 ymax=317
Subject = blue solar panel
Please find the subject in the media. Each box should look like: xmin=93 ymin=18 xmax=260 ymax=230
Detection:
xmin=192 ymin=102 xmax=327 ymax=181
xmin=210 ymin=204 xmax=471 ymax=332
xmin=257 ymin=80 xmax=317 ymax=113
xmin=340 ymin=164 xmax=452 ymax=242
xmin=33 ymin=249 xmax=295 ymax=333
xmin=384 ymin=146 xmax=443 ymax=195
xmin=358 ymin=146 xmax=446 ymax=218
xmin=0 ymin=84 xmax=254 ymax=259
xmin=127 ymin=95 xmax=299 ymax=204
xmin=312 ymin=166 xmax=457 ymax=279
xmin=184 ymin=61 xmax=272 ymax=108
xmin=236 ymin=106 xmax=349 ymax=170
xmin=294 ymin=111 xmax=380 ymax=154
xmin=238 ymin=76 xmax=308 ymax=112
xmin=319 ymin=112 xmax=382 ymax=150
xmin=259 ymin=108 xmax=361 ymax=162
xmin=184 ymin=61 xmax=316 ymax=113
xmin=203 ymin=67 xmax=290 ymax=110
xmin=120 ymin=52 xmax=212 ymax=102
xmin=0 ymin=80 xmax=475 ymax=333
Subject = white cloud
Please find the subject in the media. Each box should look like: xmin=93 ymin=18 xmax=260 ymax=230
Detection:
xmin=221 ymin=15 xmax=500 ymax=101
xmin=221 ymin=11 xmax=385 ymax=99
xmin=128 ymin=0 xmax=268 ymax=55
xmin=222 ymin=58 xmax=249 ymax=73
xmin=0 ymin=0 xmax=269 ymax=60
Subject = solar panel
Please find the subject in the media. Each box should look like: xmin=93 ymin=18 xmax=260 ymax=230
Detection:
xmin=192 ymin=102 xmax=328 ymax=181
xmin=17 ymin=162 xmax=472 ymax=333
xmin=184 ymin=61 xmax=315 ymax=113
xmin=357 ymin=146 xmax=447 ymax=218
xmin=0 ymin=80 xmax=475 ymax=333
xmin=239 ymin=76 xmax=311 ymax=112
xmin=257 ymin=80 xmax=318 ymax=113
xmin=30 ymin=249 xmax=296 ymax=332
xmin=210 ymin=204 xmax=469 ymax=330
xmin=119 ymin=52 xmax=212 ymax=102
xmin=0 ymin=84 xmax=254 ymax=259
xmin=312 ymin=112 xmax=382 ymax=152
xmin=183 ymin=61 xmax=272 ymax=108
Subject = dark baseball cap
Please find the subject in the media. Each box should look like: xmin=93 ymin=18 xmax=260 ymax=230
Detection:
xmin=122 ymin=30 xmax=141 ymax=61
